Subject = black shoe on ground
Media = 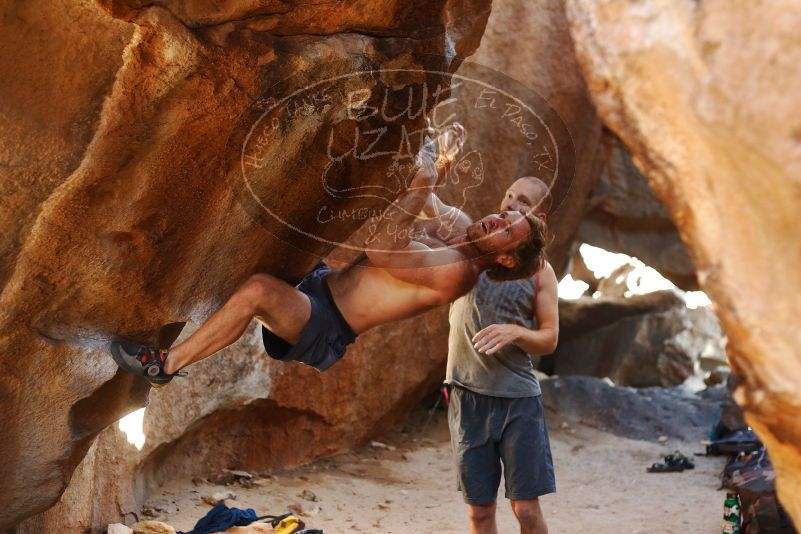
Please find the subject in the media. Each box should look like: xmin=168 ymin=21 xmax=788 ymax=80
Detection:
xmin=110 ymin=340 xmax=184 ymax=387
xmin=664 ymin=451 xmax=695 ymax=470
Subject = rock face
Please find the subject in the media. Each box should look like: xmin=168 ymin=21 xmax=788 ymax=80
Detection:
xmin=17 ymin=311 xmax=452 ymax=534
xmin=541 ymin=376 xmax=723 ymax=442
xmin=3 ymin=0 xmax=604 ymax=530
xmin=545 ymin=291 xmax=724 ymax=387
xmin=467 ymin=0 xmax=603 ymax=274
xmin=0 ymin=0 xmax=492 ymax=528
xmin=566 ymin=0 xmax=801 ymax=522
xmin=580 ymin=131 xmax=697 ymax=289
xmin=14 ymin=425 xmax=143 ymax=533
xmin=139 ymin=313 xmax=451 ymax=489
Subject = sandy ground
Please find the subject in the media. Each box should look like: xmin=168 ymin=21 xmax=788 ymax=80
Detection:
xmin=147 ymin=409 xmax=727 ymax=533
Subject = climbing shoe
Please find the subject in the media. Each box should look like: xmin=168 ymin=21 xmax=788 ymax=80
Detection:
xmin=110 ymin=340 xmax=183 ymax=387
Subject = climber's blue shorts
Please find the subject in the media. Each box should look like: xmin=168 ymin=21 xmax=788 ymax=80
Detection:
xmin=262 ymin=263 xmax=357 ymax=371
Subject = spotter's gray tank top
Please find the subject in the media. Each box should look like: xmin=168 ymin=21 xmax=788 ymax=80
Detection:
xmin=446 ymin=272 xmax=540 ymax=398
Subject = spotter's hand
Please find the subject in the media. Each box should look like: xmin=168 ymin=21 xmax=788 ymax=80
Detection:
xmin=472 ymin=324 xmax=521 ymax=355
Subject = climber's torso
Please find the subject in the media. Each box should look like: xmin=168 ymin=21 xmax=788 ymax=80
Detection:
xmin=328 ymin=204 xmax=477 ymax=334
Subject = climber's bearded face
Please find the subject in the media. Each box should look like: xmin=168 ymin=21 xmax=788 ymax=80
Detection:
xmin=466 ymin=211 xmax=531 ymax=254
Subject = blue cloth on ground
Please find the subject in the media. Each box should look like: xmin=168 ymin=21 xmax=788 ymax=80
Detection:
xmin=177 ymin=503 xmax=260 ymax=534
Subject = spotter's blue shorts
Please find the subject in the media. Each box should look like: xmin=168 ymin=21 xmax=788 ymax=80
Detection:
xmin=448 ymin=385 xmax=556 ymax=504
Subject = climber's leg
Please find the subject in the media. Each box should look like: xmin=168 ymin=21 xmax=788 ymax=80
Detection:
xmin=164 ymin=273 xmax=311 ymax=374
xmin=111 ymin=273 xmax=310 ymax=383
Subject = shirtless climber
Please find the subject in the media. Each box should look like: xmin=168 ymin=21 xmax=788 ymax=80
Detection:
xmin=111 ymin=123 xmax=548 ymax=386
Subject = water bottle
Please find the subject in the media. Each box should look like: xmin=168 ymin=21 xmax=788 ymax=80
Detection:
xmin=722 ymin=492 xmax=741 ymax=534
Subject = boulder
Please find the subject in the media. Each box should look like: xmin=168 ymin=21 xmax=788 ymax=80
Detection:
xmin=567 ymin=0 xmax=801 ymax=521
xmin=13 ymin=0 xmax=606 ymax=531
xmin=138 ymin=0 xmax=604 ymax=498
xmin=4 ymin=0 xmax=606 ymax=530
xmin=546 ymin=291 xmax=725 ymax=387
xmin=0 ymin=0 xmax=491 ymax=528
xmin=557 ymin=290 xmax=683 ymax=338
xmin=138 ymin=310 xmax=452 ymax=487
xmin=580 ymin=131 xmax=698 ymax=289
xmin=14 ymin=425 xmax=142 ymax=534
xmin=465 ymin=0 xmax=604 ymax=274
xmin=595 ymin=262 xmax=636 ymax=298
xmin=541 ymin=376 xmax=723 ymax=442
